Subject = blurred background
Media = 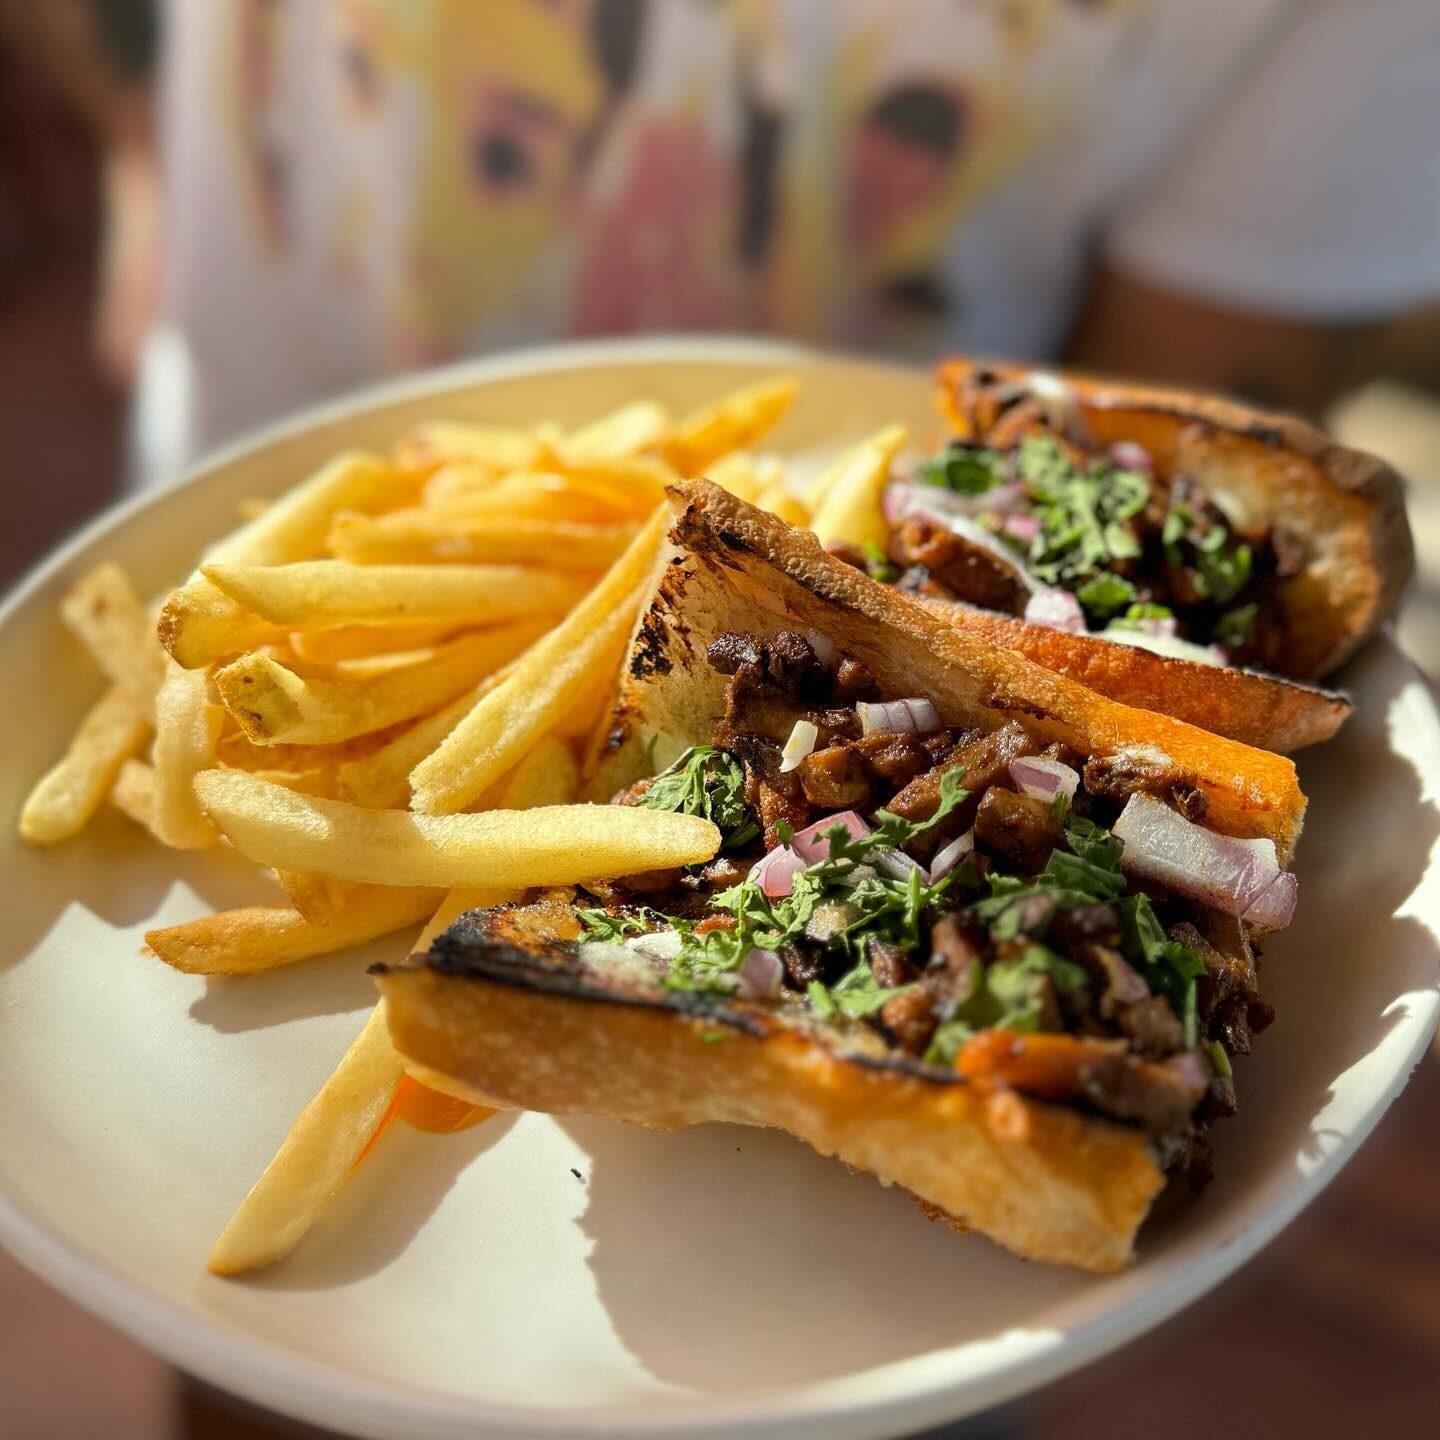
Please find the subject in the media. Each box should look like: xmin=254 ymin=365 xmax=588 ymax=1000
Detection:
xmin=0 ymin=2 xmax=1436 ymax=1437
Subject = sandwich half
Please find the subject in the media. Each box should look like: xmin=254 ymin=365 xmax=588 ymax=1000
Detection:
xmin=376 ymin=481 xmax=1305 ymax=1273
xmin=840 ymin=358 xmax=1413 ymax=751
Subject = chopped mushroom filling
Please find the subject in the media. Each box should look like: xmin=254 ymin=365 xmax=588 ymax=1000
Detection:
xmin=580 ymin=630 xmax=1287 ymax=1183
xmin=843 ymin=397 xmax=1299 ymax=667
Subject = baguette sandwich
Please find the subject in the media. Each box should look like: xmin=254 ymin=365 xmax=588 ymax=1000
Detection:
xmin=838 ymin=358 xmax=1413 ymax=751
xmin=377 ymin=481 xmax=1306 ymax=1273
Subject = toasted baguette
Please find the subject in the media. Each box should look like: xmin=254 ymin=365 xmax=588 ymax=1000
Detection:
xmin=378 ymin=483 xmax=1309 ymax=1272
xmin=925 ymin=601 xmax=1351 ymax=753
xmin=591 ymin=480 xmax=1306 ymax=862
xmin=938 ymin=358 xmax=1413 ymax=681
xmin=376 ymin=902 xmax=1164 ymax=1274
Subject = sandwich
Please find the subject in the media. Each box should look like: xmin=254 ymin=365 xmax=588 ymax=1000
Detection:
xmin=376 ymin=480 xmax=1305 ymax=1273
xmin=837 ymin=358 xmax=1413 ymax=751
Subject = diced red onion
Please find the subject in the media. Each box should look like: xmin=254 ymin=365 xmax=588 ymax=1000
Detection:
xmin=1024 ymin=587 xmax=1086 ymax=634
xmin=736 ymin=948 xmax=784 ymax=1000
xmin=749 ymin=845 xmax=808 ymax=898
xmin=857 ymin=698 xmax=941 ymax=737
xmin=1108 ymin=441 xmax=1153 ymax=472
xmin=930 ymin=829 xmax=974 ymax=881
xmin=789 ymin=810 xmax=870 ymax=863
xmin=1003 ymin=513 xmax=1041 ymax=545
xmin=1009 ymin=756 xmax=1080 ymax=805
xmin=1113 ymin=792 xmax=1295 ymax=929
xmin=779 ymin=719 xmax=818 ymax=773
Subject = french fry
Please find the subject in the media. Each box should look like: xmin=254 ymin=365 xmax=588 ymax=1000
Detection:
xmin=327 ymin=511 xmax=638 ymax=569
xmin=194 ymin=770 xmax=720 ymax=887
xmin=755 ymin=480 xmax=810 ymax=527
xmin=19 ymin=685 xmax=149 ymax=846
xmin=336 ymin=679 xmax=494 ymax=809
xmin=274 ymin=870 xmax=441 ymax=926
xmin=289 ymin=620 xmax=462 ymax=665
xmin=146 ymin=885 xmax=441 ymax=976
xmin=150 ymin=661 xmax=225 ymax=848
xmin=561 ymin=400 xmax=669 ymax=465
xmin=495 ymin=736 xmax=580 ymax=810
xmin=214 ymin=623 xmax=545 ymax=745
xmin=409 ymin=509 xmax=667 ymax=814
xmin=392 ymin=422 xmax=551 ymax=475
xmin=109 ymin=757 xmax=158 ymax=833
xmin=202 ymin=560 xmax=589 ymax=630
xmin=161 ymin=452 xmax=405 ymax=669
xmin=663 ymin=375 xmax=797 ymax=477
xmin=706 ymin=451 xmax=768 ymax=503
xmin=245 ymin=766 xmax=342 ymax=797
xmin=58 ymin=563 xmax=166 ymax=718
xmin=216 ymin=725 xmax=408 ymax=773
xmin=206 ymin=885 xmax=506 ymax=1276
xmin=804 ymin=424 xmax=907 ymax=534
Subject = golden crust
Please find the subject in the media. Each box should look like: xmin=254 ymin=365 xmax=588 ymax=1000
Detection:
xmin=937 ymin=358 xmax=1414 ymax=680
xmin=921 ymin=601 xmax=1351 ymax=753
xmin=591 ymin=480 xmax=1307 ymax=863
xmin=377 ymin=938 xmax=1164 ymax=1273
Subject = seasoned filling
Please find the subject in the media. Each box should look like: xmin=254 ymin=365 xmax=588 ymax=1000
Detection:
xmin=846 ymin=416 xmax=1297 ymax=667
xmin=579 ymin=630 xmax=1286 ymax=1181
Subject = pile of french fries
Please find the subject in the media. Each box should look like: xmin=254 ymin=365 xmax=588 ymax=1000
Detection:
xmin=17 ymin=373 xmax=908 ymax=1277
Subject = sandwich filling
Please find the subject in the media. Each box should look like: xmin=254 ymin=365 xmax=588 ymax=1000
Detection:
xmin=576 ymin=628 xmax=1292 ymax=1182
xmin=855 ymin=422 xmax=1293 ymax=669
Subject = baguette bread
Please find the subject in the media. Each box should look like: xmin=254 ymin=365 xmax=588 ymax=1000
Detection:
xmin=378 ymin=482 xmax=1307 ymax=1272
xmin=936 ymin=358 xmax=1412 ymax=683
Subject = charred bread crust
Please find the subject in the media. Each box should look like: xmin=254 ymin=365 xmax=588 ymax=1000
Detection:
xmin=375 ymin=913 xmax=1166 ymax=1274
xmin=919 ymin=600 xmax=1352 ymax=753
xmin=590 ymin=480 xmax=1306 ymax=864
xmin=938 ymin=358 xmax=1414 ymax=680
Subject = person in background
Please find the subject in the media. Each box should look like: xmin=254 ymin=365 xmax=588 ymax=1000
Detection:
xmin=7 ymin=0 xmax=1440 ymax=482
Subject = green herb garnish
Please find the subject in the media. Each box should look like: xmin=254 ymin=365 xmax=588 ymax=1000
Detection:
xmin=1075 ymin=572 xmax=1138 ymax=621
xmin=916 ymin=445 xmax=1009 ymax=495
xmin=634 ymin=745 xmax=759 ymax=850
xmin=1207 ymin=1040 xmax=1233 ymax=1078
xmin=862 ymin=539 xmax=900 ymax=583
xmin=1213 ymin=602 xmax=1257 ymax=651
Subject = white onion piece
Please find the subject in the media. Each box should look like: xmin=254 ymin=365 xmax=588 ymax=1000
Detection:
xmin=930 ymin=829 xmax=975 ymax=880
xmin=623 ymin=928 xmax=686 ymax=962
xmin=789 ymin=810 xmax=870 ymax=863
xmin=874 ymin=848 xmax=927 ymax=883
xmin=1024 ymin=587 xmax=1086 ymax=634
xmin=1009 ymin=756 xmax=1080 ymax=805
xmin=1108 ymin=440 xmax=1153 ymax=472
xmin=779 ymin=718 xmax=819 ymax=773
xmin=1113 ymin=792 xmax=1295 ymax=928
xmin=749 ymin=845 xmax=808 ymax=898
xmin=857 ymin=698 xmax=941 ymax=737
xmin=736 ymin=948 xmax=784 ymax=1000
xmin=1132 ymin=615 xmax=1178 ymax=639
xmin=804 ymin=628 xmax=837 ymax=665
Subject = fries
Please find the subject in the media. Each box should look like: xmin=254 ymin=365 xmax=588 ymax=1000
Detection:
xmin=194 ymin=770 xmax=720 ymax=886
xmin=21 ymin=374 xmax=814 ymax=1276
xmin=146 ymin=886 xmax=441 ymax=976
xmin=19 ymin=685 xmax=149 ymax=845
xmin=663 ymin=375 xmax=798 ymax=477
xmin=807 ymin=425 xmax=908 ymax=550
xmin=59 ymin=563 xmax=166 ymax=719
xmin=409 ymin=508 xmax=667 ymax=814
xmin=214 ymin=623 xmax=545 ymax=745
xmin=202 ymin=560 xmax=589 ymax=630
xmin=327 ymin=511 xmax=638 ymax=569
xmin=206 ymin=887 xmax=504 ymax=1274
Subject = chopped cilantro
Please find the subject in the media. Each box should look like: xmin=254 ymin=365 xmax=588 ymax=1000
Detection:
xmin=1162 ymin=502 xmax=1254 ymax=608
xmin=807 ymin=979 xmax=838 ymax=1019
xmin=1015 ymin=436 xmax=1149 ymax=590
xmin=699 ymin=1031 xmax=727 ymax=1045
xmin=862 ymin=539 xmax=900 ymax=583
xmin=926 ymin=945 xmax=1086 ymax=1064
xmin=1207 ymin=1040 xmax=1233 ymax=1078
xmin=575 ymin=908 xmax=652 ymax=943
xmin=916 ymin=445 xmax=1009 ymax=495
xmin=1075 ymin=572 xmax=1137 ymax=622
xmin=828 ymin=952 xmax=916 ymax=1019
xmin=634 ymin=745 xmax=759 ymax=851
xmin=1213 ymin=602 xmax=1258 ymax=651
xmin=1107 ymin=602 xmax=1173 ymax=633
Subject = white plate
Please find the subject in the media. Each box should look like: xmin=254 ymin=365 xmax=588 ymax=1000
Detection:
xmin=1 ymin=339 xmax=1437 ymax=1440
